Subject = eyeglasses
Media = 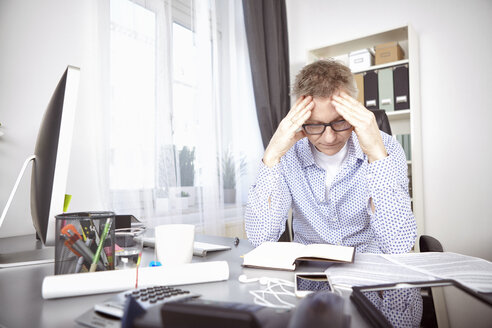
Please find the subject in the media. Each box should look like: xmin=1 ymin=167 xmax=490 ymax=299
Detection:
xmin=302 ymin=120 xmax=352 ymax=135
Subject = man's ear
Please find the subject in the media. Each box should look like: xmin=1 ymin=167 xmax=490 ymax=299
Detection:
xmin=294 ymin=130 xmax=306 ymax=142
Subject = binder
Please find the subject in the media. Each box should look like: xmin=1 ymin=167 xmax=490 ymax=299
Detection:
xmin=363 ymin=70 xmax=379 ymax=110
xmin=377 ymin=68 xmax=394 ymax=112
xmin=405 ymin=134 xmax=412 ymax=161
xmin=354 ymin=73 xmax=364 ymax=104
xmin=393 ymin=65 xmax=410 ymax=110
xmin=397 ymin=134 xmax=412 ymax=161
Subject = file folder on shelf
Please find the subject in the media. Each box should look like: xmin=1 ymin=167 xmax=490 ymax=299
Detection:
xmin=378 ymin=68 xmax=394 ymax=112
xmin=393 ymin=65 xmax=410 ymax=110
xmin=363 ymin=70 xmax=379 ymax=110
xmin=354 ymin=73 xmax=364 ymax=105
xmin=396 ymin=134 xmax=412 ymax=161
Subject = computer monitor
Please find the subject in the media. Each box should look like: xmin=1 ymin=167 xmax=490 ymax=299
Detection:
xmin=0 ymin=65 xmax=80 ymax=267
xmin=31 ymin=65 xmax=80 ymax=245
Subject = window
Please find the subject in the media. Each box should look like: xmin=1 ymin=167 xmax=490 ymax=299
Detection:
xmin=110 ymin=0 xmax=156 ymax=191
xmin=109 ymin=0 xmax=262 ymax=237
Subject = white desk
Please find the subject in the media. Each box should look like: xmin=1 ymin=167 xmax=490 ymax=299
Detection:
xmin=0 ymin=234 xmax=369 ymax=328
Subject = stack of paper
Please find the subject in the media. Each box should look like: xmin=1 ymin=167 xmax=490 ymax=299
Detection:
xmin=325 ymin=252 xmax=492 ymax=293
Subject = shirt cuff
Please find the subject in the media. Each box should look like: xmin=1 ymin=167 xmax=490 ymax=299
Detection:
xmin=254 ymin=160 xmax=283 ymax=193
xmin=366 ymin=155 xmax=400 ymax=192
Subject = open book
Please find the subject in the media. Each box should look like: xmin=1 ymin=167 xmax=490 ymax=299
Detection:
xmin=242 ymin=242 xmax=355 ymax=271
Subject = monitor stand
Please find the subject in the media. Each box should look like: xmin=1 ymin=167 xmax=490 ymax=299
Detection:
xmin=0 ymin=234 xmax=54 ymax=268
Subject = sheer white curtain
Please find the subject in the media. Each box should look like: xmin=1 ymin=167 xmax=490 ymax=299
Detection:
xmin=106 ymin=0 xmax=262 ymax=237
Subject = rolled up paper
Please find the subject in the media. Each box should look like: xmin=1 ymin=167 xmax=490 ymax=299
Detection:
xmin=42 ymin=260 xmax=229 ymax=299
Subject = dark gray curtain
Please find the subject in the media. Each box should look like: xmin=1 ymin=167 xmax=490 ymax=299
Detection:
xmin=242 ymin=0 xmax=290 ymax=149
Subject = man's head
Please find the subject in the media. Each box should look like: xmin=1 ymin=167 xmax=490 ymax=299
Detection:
xmin=293 ymin=60 xmax=357 ymax=155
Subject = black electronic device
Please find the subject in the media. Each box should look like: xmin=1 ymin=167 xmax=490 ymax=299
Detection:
xmin=114 ymin=214 xmax=142 ymax=229
xmin=288 ymin=290 xmax=350 ymax=328
xmin=75 ymin=285 xmax=199 ymax=328
xmin=294 ymin=272 xmax=332 ymax=298
xmin=160 ymin=298 xmax=291 ymax=328
xmin=351 ymin=280 xmax=492 ymax=328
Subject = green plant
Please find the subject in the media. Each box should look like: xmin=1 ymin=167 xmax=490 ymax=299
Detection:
xmin=177 ymin=191 xmax=190 ymax=197
xmin=221 ymin=149 xmax=247 ymax=189
xmin=179 ymin=146 xmax=195 ymax=186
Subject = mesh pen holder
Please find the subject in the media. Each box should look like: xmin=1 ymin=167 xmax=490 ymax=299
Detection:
xmin=55 ymin=211 xmax=115 ymax=275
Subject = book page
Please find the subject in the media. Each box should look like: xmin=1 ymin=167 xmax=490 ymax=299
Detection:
xmin=299 ymin=243 xmax=355 ymax=263
xmin=242 ymin=242 xmax=304 ymax=270
xmin=382 ymin=252 xmax=492 ymax=293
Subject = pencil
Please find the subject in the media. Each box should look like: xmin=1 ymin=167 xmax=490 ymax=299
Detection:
xmin=90 ymin=218 xmax=112 ymax=272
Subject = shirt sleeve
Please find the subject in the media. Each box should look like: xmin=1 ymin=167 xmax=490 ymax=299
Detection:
xmin=244 ymin=160 xmax=292 ymax=247
xmin=366 ymin=137 xmax=417 ymax=254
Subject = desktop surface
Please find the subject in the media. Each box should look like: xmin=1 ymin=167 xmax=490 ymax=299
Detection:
xmin=0 ymin=234 xmax=369 ymax=328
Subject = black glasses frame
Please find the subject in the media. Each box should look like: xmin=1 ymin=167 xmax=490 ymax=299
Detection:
xmin=302 ymin=120 xmax=352 ymax=135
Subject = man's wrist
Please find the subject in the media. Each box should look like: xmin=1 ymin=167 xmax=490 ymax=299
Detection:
xmin=367 ymin=151 xmax=388 ymax=163
xmin=262 ymin=156 xmax=280 ymax=167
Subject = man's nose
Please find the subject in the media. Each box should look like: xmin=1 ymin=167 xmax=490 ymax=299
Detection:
xmin=321 ymin=126 xmax=337 ymax=143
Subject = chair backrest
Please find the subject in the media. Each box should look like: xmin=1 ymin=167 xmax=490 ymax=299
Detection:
xmin=419 ymin=235 xmax=444 ymax=252
xmin=370 ymin=108 xmax=392 ymax=135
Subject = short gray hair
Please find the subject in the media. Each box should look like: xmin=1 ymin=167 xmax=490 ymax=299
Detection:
xmin=292 ymin=59 xmax=358 ymax=99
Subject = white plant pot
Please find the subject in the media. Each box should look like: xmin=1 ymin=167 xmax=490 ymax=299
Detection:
xmin=224 ymin=188 xmax=236 ymax=204
xmin=155 ymin=198 xmax=169 ymax=215
xmin=173 ymin=197 xmax=189 ymax=210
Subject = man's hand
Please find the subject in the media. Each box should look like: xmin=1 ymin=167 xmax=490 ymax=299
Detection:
xmin=331 ymin=92 xmax=387 ymax=163
xmin=263 ymin=96 xmax=314 ymax=167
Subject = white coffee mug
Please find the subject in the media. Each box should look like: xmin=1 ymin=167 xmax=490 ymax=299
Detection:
xmin=155 ymin=224 xmax=195 ymax=265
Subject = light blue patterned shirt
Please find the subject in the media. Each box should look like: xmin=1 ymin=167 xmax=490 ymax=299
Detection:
xmin=245 ymin=131 xmax=417 ymax=254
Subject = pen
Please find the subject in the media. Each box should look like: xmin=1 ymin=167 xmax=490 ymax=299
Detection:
xmin=90 ymin=218 xmax=112 ymax=272
xmin=135 ymin=252 xmax=142 ymax=289
xmin=75 ymin=237 xmax=93 ymax=273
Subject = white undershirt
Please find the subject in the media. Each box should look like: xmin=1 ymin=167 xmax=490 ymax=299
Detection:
xmin=311 ymin=142 xmax=349 ymax=200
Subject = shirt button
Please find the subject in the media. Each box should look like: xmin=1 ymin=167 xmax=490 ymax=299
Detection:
xmin=366 ymin=174 xmax=373 ymax=179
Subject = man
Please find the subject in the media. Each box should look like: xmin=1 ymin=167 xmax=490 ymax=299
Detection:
xmin=245 ymin=60 xmax=416 ymax=254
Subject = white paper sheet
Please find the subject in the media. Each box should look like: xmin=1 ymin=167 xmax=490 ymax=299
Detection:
xmin=382 ymin=252 xmax=492 ymax=293
xmin=325 ymin=253 xmax=434 ymax=288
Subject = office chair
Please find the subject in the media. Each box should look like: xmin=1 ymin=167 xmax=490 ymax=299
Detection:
xmin=369 ymin=108 xmax=392 ymax=135
xmin=419 ymin=235 xmax=444 ymax=253
xmin=278 ymin=109 xmax=392 ymax=242
xmin=419 ymin=234 xmax=444 ymax=327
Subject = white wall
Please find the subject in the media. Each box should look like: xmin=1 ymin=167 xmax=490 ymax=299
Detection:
xmin=0 ymin=0 xmax=107 ymax=238
xmin=286 ymin=0 xmax=492 ymax=260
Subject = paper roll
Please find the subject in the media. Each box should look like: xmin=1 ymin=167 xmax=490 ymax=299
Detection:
xmin=42 ymin=260 xmax=229 ymax=299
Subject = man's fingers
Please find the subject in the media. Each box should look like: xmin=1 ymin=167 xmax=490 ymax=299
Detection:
xmin=332 ymin=94 xmax=361 ymax=112
xmin=332 ymin=95 xmax=372 ymax=123
xmin=339 ymin=91 xmax=359 ymax=105
xmin=290 ymin=101 xmax=313 ymax=124
xmin=331 ymin=99 xmax=363 ymax=126
xmin=285 ymin=96 xmax=313 ymax=120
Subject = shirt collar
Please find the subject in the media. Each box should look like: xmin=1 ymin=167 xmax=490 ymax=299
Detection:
xmin=299 ymin=132 xmax=366 ymax=169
